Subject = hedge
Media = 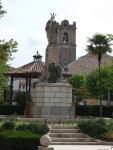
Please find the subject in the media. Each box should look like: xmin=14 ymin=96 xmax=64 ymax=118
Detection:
xmin=76 ymin=105 xmax=113 ymax=117
xmin=78 ymin=119 xmax=109 ymax=139
xmin=0 ymin=105 xmax=25 ymax=115
xmin=0 ymin=137 xmax=40 ymax=150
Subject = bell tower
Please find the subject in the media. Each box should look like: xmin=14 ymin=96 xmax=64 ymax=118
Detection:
xmin=45 ymin=14 xmax=76 ymax=79
xmin=57 ymin=19 xmax=76 ymax=66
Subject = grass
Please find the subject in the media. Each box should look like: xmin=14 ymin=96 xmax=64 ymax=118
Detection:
xmin=0 ymin=131 xmax=41 ymax=139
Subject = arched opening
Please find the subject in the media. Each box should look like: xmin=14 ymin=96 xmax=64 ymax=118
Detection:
xmin=63 ymin=32 xmax=68 ymax=43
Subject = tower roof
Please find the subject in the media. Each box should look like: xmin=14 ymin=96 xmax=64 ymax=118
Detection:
xmin=33 ymin=51 xmax=42 ymax=61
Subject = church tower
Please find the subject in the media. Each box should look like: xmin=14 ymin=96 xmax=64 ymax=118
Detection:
xmin=57 ymin=19 xmax=76 ymax=66
xmin=45 ymin=14 xmax=76 ymax=78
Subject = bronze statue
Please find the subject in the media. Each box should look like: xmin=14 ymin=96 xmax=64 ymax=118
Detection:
xmin=45 ymin=13 xmax=58 ymax=45
xmin=48 ymin=62 xmax=62 ymax=83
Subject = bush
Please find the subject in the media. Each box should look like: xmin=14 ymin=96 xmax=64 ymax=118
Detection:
xmin=1 ymin=117 xmax=16 ymax=130
xmin=102 ymin=130 xmax=113 ymax=141
xmin=16 ymin=122 xmax=49 ymax=135
xmin=0 ymin=105 xmax=25 ymax=115
xmin=0 ymin=131 xmax=40 ymax=150
xmin=14 ymin=91 xmax=32 ymax=106
xmin=78 ymin=119 xmax=109 ymax=139
xmin=0 ymin=122 xmax=49 ymax=150
xmin=76 ymin=105 xmax=113 ymax=117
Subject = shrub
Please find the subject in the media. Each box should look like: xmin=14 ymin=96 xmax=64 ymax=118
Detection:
xmin=14 ymin=91 xmax=32 ymax=106
xmin=0 ymin=131 xmax=40 ymax=150
xmin=16 ymin=122 xmax=49 ymax=135
xmin=0 ymin=105 xmax=25 ymax=115
xmin=102 ymin=130 xmax=113 ymax=141
xmin=108 ymin=122 xmax=113 ymax=130
xmin=1 ymin=117 xmax=16 ymax=130
xmin=78 ymin=119 xmax=109 ymax=139
xmin=76 ymin=105 xmax=113 ymax=117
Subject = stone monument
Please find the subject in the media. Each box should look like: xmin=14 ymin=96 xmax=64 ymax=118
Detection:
xmin=30 ymin=14 xmax=75 ymax=118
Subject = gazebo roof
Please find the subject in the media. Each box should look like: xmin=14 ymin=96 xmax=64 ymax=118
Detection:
xmin=7 ymin=51 xmax=45 ymax=78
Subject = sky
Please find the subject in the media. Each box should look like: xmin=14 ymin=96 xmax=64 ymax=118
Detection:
xmin=1 ymin=0 xmax=113 ymax=68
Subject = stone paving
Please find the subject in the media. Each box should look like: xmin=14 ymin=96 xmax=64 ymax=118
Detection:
xmin=50 ymin=145 xmax=113 ymax=150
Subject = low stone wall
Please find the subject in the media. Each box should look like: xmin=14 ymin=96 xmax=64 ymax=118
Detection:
xmin=31 ymin=83 xmax=74 ymax=118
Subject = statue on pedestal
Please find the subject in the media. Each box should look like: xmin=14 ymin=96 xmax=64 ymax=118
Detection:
xmin=45 ymin=13 xmax=58 ymax=45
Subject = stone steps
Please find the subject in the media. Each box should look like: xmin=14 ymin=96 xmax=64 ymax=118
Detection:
xmin=50 ymin=142 xmax=103 ymax=145
xmin=49 ymin=125 xmax=101 ymax=145
xmin=50 ymin=129 xmax=80 ymax=133
xmin=51 ymin=137 xmax=95 ymax=142
xmin=51 ymin=125 xmax=78 ymax=129
xmin=49 ymin=133 xmax=86 ymax=138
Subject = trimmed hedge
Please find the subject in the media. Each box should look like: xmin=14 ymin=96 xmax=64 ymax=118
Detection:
xmin=0 ymin=136 xmax=40 ymax=150
xmin=0 ymin=122 xmax=49 ymax=150
xmin=16 ymin=123 xmax=49 ymax=135
xmin=0 ymin=105 xmax=25 ymax=115
xmin=78 ymin=119 xmax=109 ymax=139
xmin=76 ymin=105 xmax=113 ymax=117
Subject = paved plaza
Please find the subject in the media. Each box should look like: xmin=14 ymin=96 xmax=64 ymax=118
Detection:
xmin=51 ymin=145 xmax=113 ymax=150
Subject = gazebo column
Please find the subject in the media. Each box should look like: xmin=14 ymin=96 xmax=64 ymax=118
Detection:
xmin=10 ymin=75 xmax=14 ymax=104
xmin=28 ymin=76 xmax=31 ymax=93
xmin=26 ymin=77 xmax=28 ymax=93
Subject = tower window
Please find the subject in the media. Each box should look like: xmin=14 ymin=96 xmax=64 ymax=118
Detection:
xmin=63 ymin=32 xmax=68 ymax=43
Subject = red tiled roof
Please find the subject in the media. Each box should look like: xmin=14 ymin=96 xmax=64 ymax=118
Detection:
xmin=10 ymin=61 xmax=45 ymax=74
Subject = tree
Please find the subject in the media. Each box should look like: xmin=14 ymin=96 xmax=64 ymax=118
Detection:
xmin=0 ymin=0 xmax=17 ymax=102
xmin=86 ymin=66 xmax=113 ymax=105
xmin=86 ymin=33 xmax=113 ymax=116
xmin=67 ymin=74 xmax=86 ymax=104
xmin=0 ymin=0 xmax=6 ymax=18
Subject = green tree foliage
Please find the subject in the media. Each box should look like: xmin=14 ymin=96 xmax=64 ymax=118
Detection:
xmin=86 ymin=33 xmax=113 ymax=116
xmin=67 ymin=74 xmax=86 ymax=104
xmin=0 ymin=1 xmax=18 ymax=102
xmin=0 ymin=0 xmax=6 ymax=18
xmin=86 ymin=33 xmax=113 ymax=86
xmin=86 ymin=33 xmax=113 ymax=54
xmin=86 ymin=66 xmax=113 ymax=100
xmin=67 ymin=74 xmax=85 ymax=89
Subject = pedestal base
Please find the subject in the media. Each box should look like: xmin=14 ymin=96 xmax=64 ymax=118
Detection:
xmin=31 ymin=83 xmax=74 ymax=118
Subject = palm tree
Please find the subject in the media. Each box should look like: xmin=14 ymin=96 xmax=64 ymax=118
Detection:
xmin=86 ymin=33 xmax=113 ymax=117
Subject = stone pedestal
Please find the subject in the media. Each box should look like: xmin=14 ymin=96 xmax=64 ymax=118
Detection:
xmin=31 ymin=83 xmax=74 ymax=118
